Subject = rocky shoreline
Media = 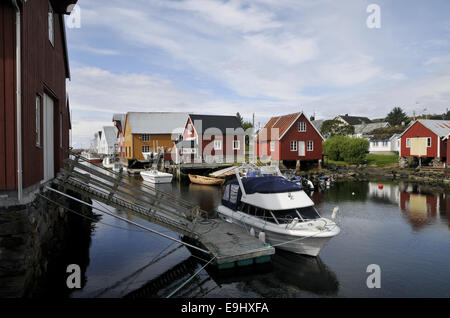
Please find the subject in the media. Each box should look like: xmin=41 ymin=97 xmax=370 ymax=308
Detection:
xmin=294 ymin=164 xmax=450 ymax=189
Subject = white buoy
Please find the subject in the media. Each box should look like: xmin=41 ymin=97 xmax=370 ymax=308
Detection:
xmin=259 ymin=231 xmax=266 ymax=243
xmin=250 ymin=227 xmax=255 ymax=237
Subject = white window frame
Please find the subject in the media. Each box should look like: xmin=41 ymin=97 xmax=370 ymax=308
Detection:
xmin=270 ymin=141 xmax=275 ymax=152
xmin=233 ymin=140 xmax=240 ymax=150
xmin=36 ymin=95 xmax=41 ymax=147
xmin=406 ymin=138 xmax=411 ymax=148
xmin=142 ymin=134 xmax=150 ymax=142
xmin=290 ymin=141 xmax=297 ymax=151
xmin=142 ymin=145 xmax=150 ymax=153
xmin=48 ymin=1 xmax=54 ymax=46
xmin=298 ymin=122 xmax=306 ymax=132
xmin=187 ymin=124 xmax=193 ymax=135
xmin=214 ymin=139 xmax=222 ymax=150
xmin=427 ymin=137 xmax=431 ymax=147
xmin=307 ymin=140 xmax=313 ymax=151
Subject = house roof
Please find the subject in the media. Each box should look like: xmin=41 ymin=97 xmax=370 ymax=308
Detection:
xmin=125 ymin=112 xmax=189 ymax=136
xmin=311 ymin=119 xmax=325 ymax=132
xmin=258 ymin=112 xmax=324 ymax=141
xmin=189 ymin=114 xmax=243 ymax=134
xmin=400 ymin=119 xmax=450 ymax=138
xmin=102 ymin=126 xmax=118 ymax=145
xmin=112 ymin=113 xmax=126 ymax=133
xmin=337 ymin=115 xmax=372 ymax=125
xmin=354 ymin=122 xmax=390 ymax=135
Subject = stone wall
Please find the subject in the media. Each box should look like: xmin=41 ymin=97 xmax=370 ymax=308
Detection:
xmin=0 ymin=186 xmax=94 ymax=298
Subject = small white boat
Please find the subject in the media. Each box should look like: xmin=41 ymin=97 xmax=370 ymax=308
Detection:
xmin=82 ymin=151 xmax=102 ymax=163
xmin=102 ymin=156 xmax=114 ymax=169
xmin=140 ymin=169 xmax=173 ymax=184
xmin=217 ymin=168 xmax=340 ymax=257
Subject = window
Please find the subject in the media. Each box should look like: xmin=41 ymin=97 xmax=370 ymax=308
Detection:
xmin=48 ymin=1 xmax=54 ymax=46
xmin=142 ymin=134 xmax=150 ymax=142
xmin=406 ymin=138 xmax=411 ymax=148
xmin=307 ymin=140 xmax=313 ymax=151
xmin=35 ymin=95 xmax=41 ymax=147
xmin=142 ymin=145 xmax=150 ymax=153
xmin=187 ymin=124 xmax=193 ymax=135
xmin=270 ymin=141 xmax=275 ymax=152
xmin=298 ymin=122 xmax=306 ymax=132
xmin=427 ymin=137 xmax=431 ymax=147
xmin=214 ymin=140 xmax=222 ymax=150
xmin=290 ymin=141 xmax=297 ymax=151
xmin=233 ymin=140 xmax=240 ymax=150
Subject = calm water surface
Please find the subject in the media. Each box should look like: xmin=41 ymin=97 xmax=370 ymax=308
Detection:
xmin=69 ymin=179 xmax=450 ymax=298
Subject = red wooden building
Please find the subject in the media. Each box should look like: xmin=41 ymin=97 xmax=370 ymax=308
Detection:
xmin=0 ymin=0 xmax=76 ymax=203
xmin=176 ymin=114 xmax=245 ymax=164
xmin=399 ymin=120 xmax=450 ymax=166
xmin=257 ymin=112 xmax=324 ymax=167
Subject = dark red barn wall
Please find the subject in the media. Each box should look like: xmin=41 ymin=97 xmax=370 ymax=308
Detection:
xmin=0 ymin=2 xmax=17 ymax=191
xmin=400 ymin=122 xmax=439 ymax=158
xmin=21 ymin=0 xmax=69 ymax=188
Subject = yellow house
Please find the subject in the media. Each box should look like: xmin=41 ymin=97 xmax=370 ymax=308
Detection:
xmin=123 ymin=112 xmax=189 ymax=161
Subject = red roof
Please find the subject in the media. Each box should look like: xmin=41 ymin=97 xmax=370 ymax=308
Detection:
xmin=258 ymin=112 xmax=302 ymax=141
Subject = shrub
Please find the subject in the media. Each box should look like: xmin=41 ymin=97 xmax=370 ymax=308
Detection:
xmin=341 ymin=138 xmax=369 ymax=164
xmin=323 ymin=136 xmax=369 ymax=164
xmin=323 ymin=135 xmax=347 ymax=161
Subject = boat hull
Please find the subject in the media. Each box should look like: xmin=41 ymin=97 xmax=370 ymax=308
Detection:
xmin=140 ymin=171 xmax=173 ymax=184
xmin=188 ymin=174 xmax=225 ymax=185
xmin=217 ymin=206 xmax=339 ymax=257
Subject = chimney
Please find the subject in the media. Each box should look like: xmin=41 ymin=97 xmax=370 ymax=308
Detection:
xmin=310 ymin=115 xmax=315 ymax=121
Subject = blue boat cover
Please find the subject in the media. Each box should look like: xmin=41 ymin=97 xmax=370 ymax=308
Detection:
xmin=222 ymin=176 xmax=302 ymax=210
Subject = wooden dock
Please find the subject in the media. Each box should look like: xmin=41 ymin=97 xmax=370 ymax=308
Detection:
xmin=56 ymin=155 xmax=274 ymax=267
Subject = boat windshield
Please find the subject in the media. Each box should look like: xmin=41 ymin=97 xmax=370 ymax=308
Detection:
xmin=273 ymin=206 xmax=321 ymax=223
xmin=239 ymin=203 xmax=321 ymax=224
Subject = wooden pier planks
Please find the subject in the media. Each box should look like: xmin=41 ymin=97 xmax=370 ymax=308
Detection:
xmin=195 ymin=221 xmax=273 ymax=265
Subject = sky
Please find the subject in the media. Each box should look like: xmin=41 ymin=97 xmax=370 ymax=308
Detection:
xmin=65 ymin=0 xmax=450 ymax=148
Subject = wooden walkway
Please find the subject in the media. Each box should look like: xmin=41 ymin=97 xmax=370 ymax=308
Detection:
xmin=56 ymin=155 xmax=274 ymax=267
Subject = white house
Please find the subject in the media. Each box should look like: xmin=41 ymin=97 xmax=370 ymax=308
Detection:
xmin=98 ymin=126 xmax=119 ymax=155
xmin=368 ymin=134 xmax=401 ymax=154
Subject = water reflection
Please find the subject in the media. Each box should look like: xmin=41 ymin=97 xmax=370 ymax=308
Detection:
xmin=366 ymin=182 xmax=449 ymax=231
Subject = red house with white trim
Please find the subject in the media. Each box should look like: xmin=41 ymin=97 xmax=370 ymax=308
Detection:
xmin=176 ymin=114 xmax=245 ymax=164
xmin=257 ymin=112 xmax=324 ymax=167
xmin=399 ymin=120 xmax=450 ymax=166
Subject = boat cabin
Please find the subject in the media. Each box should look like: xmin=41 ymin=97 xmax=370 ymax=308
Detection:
xmin=221 ymin=176 xmax=321 ymax=224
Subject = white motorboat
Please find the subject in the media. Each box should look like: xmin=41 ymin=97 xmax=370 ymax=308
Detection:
xmin=140 ymin=169 xmax=173 ymax=184
xmin=217 ymin=169 xmax=340 ymax=257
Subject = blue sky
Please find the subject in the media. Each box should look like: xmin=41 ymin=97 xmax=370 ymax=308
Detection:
xmin=65 ymin=0 xmax=450 ymax=148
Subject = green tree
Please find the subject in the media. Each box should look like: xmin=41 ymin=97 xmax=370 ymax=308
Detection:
xmin=236 ymin=112 xmax=244 ymax=126
xmin=320 ymin=120 xmax=355 ymax=138
xmin=386 ymin=107 xmax=408 ymax=126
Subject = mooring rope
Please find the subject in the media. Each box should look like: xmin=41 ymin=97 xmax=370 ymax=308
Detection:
xmin=165 ymin=256 xmax=217 ymax=298
xmin=45 ymin=186 xmax=211 ymax=255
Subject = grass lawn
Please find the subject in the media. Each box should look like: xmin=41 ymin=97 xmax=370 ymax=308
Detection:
xmin=326 ymin=154 xmax=399 ymax=167
xmin=365 ymin=154 xmax=399 ymax=167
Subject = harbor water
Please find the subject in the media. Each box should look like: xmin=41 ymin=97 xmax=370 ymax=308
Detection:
xmin=38 ymin=179 xmax=450 ymax=298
